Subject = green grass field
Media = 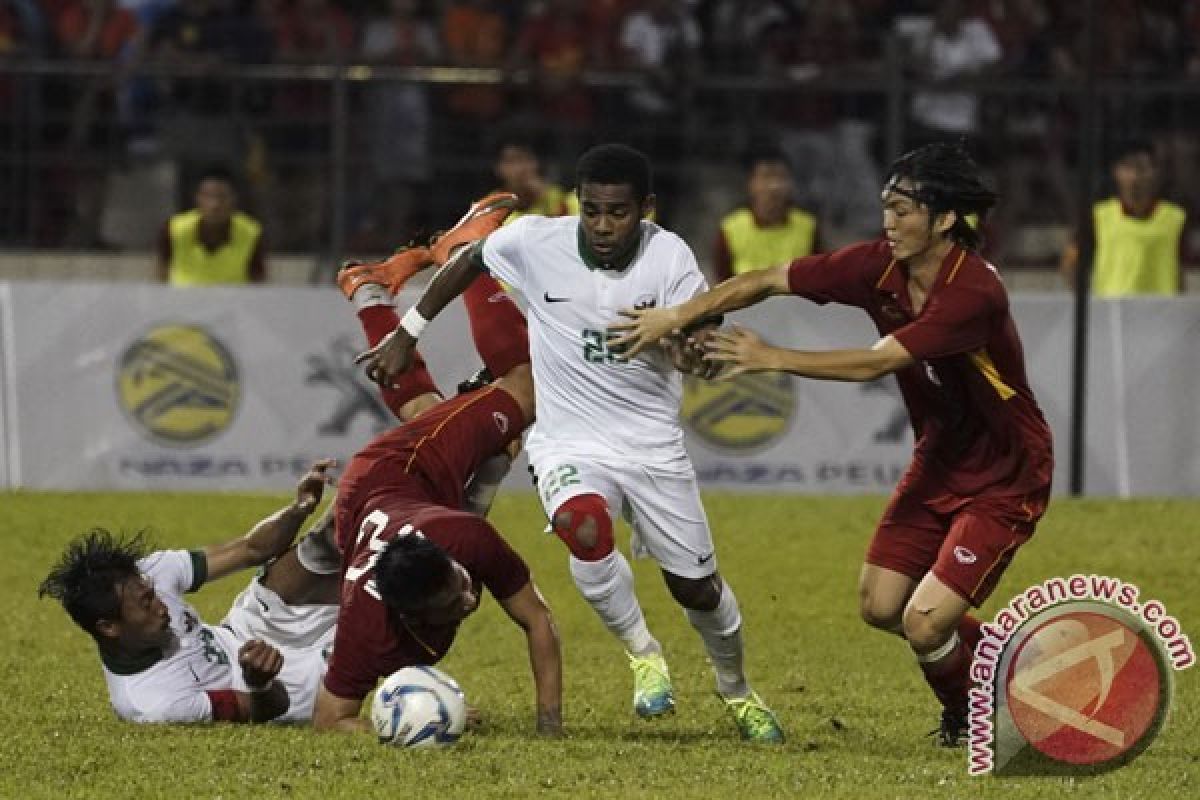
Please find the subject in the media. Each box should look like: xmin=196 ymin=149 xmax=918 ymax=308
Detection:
xmin=2 ymin=491 xmax=1196 ymax=799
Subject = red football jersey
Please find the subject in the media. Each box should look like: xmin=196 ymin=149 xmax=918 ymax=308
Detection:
xmin=324 ymin=495 xmax=531 ymax=701
xmin=787 ymin=240 xmax=1053 ymax=506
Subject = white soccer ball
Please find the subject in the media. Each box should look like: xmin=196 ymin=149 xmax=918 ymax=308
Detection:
xmin=370 ymin=665 xmax=467 ymax=748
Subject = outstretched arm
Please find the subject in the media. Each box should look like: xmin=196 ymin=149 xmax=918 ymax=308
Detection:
xmin=705 ymin=327 xmax=915 ymax=382
xmin=498 ymin=581 xmax=563 ymax=736
xmin=313 ymin=685 xmax=370 ymax=733
xmin=356 ymin=241 xmax=488 ymax=387
xmin=607 ymin=265 xmax=792 ymax=359
xmin=202 ymin=460 xmax=335 ymax=582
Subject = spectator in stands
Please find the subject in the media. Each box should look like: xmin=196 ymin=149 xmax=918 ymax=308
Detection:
xmin=704 ymin=0 xmax=788 ymax=75
xmin=441 ymin=0 xmax=509 ymax=123
xmin=510 ymin=0 xmax=597 ymax=132
xmin=158 ymin=166 xmax=266 ymax=286
xmin=712 ymin=147 xmax=819 ymax=283
xmin=616 ymin=0 xmax=702 ymax=224
xmin=1060 ymin=140 xmax=1186 ymax=296
xmin=491 ymin=126 xmax=569 ymax=222
xmin=353 ymin=0 xmax=439 ymax=249
xmin=151 ymin=0 xmax=272 ymax=199
xmin=49 ymin=0 xmax=145 ymax=246
xmin=899 ymin=0 xmax=1002 ymax=146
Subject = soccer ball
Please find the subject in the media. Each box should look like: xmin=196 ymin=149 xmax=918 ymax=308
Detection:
xmin=370 ymin=665 xmax=467 ymax=748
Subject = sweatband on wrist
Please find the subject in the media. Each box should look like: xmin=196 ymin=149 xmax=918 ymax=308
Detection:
xmin=400 ymin=307 xmax=429 ymax=339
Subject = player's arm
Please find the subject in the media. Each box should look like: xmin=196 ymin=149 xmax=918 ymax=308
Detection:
xmin=705 ymin=327 xmax=915 ymax=382
xmin=312 ymin=685 xmax=371 ymax=733
xmin=355 ymin=241 xmax=488 ymax=386
xmin=205 ymin=640 xmax=289 ymax=724
xmin=497 ymin=581 xmax=563 ymax=736
xmin=202 ymin=460 xmax=334 ymax=582
xmin=608 ymin=266 xmax=792 ymax=359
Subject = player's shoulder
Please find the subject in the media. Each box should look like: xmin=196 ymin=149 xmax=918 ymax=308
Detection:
xmin=137 ymin=550 xmax=195 ymax=593
xmin=946 ymin=249 xmax=1009 ymax=306
xmin=640 ymin=221 xmax=695 ymax=260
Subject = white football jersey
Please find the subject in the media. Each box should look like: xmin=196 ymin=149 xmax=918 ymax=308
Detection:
xmin=102 ymin=550 xmax=250 ymax=724
xmin=483 ymin=215 xmax=706 ymax=462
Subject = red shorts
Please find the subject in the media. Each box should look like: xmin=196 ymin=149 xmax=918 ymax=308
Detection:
xmin=336 ymin=385 xmax=526 ymax=550
xmin=866 ymin=471 xmax=1050 ymax=607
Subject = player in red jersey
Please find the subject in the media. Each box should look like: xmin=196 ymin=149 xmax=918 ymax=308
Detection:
xmin=314 ymin=196 xmax=562 ymax=737
xmin=608 ymin=142 xmax=1053 ymax=746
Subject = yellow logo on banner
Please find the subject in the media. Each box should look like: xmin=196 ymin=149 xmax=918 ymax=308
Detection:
xmin=117 ymin=324 xmax=240 ymax=445
xmin=682 ymin=371 xmax=794 ymax=450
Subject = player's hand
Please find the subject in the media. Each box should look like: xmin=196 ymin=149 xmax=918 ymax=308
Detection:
xmin=703 ymin=325 xmax=776 ymax=379
xmin=465 ymin=704 xmax=484 ymax=731
xmin=293 ymin=459 xmax=337 ymax=515
xmin=238 ymin=639 xmax=284 ymax=688
xmin=536 ymin=707 xmax=563 ymax=738
xmin=606 ymin=306 xmax=685 ymax=360
xmin=355 ymin=326 xmax=417 ymax=388
xmin=664 ymin=331 xmax=722 ymax=379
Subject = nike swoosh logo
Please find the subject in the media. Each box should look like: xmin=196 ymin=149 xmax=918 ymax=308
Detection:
xmin=543 ymin=292 xmax=570 ymax=303
xmin=697 ymin=552 xmax=714 ymax=565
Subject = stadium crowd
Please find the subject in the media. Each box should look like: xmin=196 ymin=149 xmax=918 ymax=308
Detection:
xmin=3 ymin=0 xmax=1200 ymax=270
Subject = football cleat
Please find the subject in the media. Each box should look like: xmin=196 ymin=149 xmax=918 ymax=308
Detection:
xmin=429 ymin=191 xmax=517 ymax=265
xmin=456 ymin=366 xmax=494 ymax=395
xmin=336 ymin=246 xmax=433 ymax=300
xmin=723 ymin=691 xmax=785 ymax=744
xmin=628 ymin=651 xmax=675 ymax=718
xmin=929 ymin=707 xmax=968 ymax=748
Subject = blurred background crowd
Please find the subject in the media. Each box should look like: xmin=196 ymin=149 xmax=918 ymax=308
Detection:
xmin=2 ymin=0 xmax=1199 ymax=286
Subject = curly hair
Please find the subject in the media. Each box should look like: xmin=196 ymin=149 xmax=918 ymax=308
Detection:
xmin=373 ymin=534 xmax=456 ymax=614
xmin=39 ymin=528 xmax=150 ymax=637
xmin=885 ymin=141 xmax=998 ymax=250
xmin=575 ymin=143 xmax=653 ymax=202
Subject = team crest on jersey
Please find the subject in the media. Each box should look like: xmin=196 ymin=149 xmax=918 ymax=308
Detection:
xmin=681 ymin=368 xmax=795 ymax=451
xmin=116 ymin=324 xmax=240 ymax=446
xmin=493 ymin=412 xmax=509 ymax=434
xmin=633 ymin=294 xmax=657 ymax=310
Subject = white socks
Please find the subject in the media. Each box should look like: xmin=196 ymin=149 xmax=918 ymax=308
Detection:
xmin=462 ymin=453 xmax=512 ymax=517
xmin=569 ymin=552 xmax=660 ymax=656
xmin=351 ymin=283 xmax=392 ymax=310
xmin=685 ymin=579 xmax=749 ymax=698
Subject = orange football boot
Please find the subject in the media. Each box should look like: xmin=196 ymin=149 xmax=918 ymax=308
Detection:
xmin=428 ymin=191 xmax=517 ymax=265
xmin=336 ymin=246 xmax=433 ymax=300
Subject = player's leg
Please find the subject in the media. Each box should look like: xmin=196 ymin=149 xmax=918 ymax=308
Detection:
xmin=337 ymin=248 xmax=442 ymax=420
xmin=903 ymin=498 xmax=1040 ymax=746
xmin=532 ymin=452 xmax=669 ymax=717
xmin=626 ymin=462 xmax=783 ymax=742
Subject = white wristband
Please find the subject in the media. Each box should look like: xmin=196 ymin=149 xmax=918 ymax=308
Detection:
xmin=400 ymin=307 xmax=429 ymax=339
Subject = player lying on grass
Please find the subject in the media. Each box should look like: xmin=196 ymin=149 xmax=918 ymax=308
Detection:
xmin=38 ymin=461 xmax=340 ymax=724
xmin=310 ymin=192 xmax=563 ymax=736
xmin=608 ymin=142 xmax=1054 ymax=746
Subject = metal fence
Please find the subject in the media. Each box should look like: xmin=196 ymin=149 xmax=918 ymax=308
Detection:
xmin=4 ymin=56 xmax=1200 ymax=273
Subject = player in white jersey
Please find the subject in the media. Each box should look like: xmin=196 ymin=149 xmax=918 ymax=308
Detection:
xmin=357 ymin=144 xmax=784 ymax=743
xmin=39 ymin=462 xmax=339 ymax=725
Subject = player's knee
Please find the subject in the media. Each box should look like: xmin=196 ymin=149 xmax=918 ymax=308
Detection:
xmin=901 ymin=605 xmax=952 ymax=652
xmin=552 ymin=494 xmax=613 ymax=561
xmin=860 ymin=597 xmax=904 ymax=633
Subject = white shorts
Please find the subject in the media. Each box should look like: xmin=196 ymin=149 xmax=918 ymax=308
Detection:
xmin=529 ymin=448 xmax=717 ymax=579
xmin=222 ymin=579 xmax=337 ymax=724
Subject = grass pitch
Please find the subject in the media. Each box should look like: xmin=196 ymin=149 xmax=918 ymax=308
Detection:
xmin=2 ymin=491 xmax=1196 ymax=799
